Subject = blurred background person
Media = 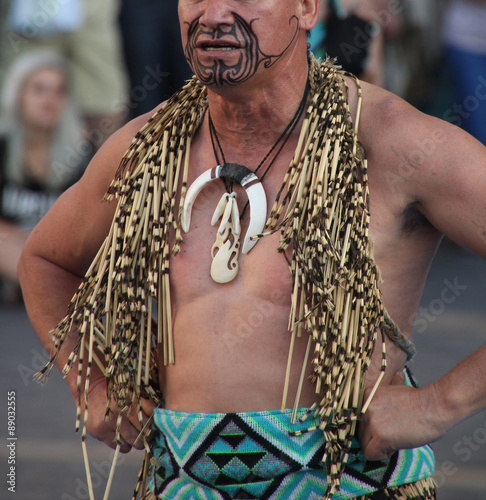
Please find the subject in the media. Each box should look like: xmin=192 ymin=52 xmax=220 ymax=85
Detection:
xmin=119 ymin=0 xmax=193 ymax=120
xmin=0 ymin=50 xmax=88 ymax=303
xmin=309 ymin=0 xmax=395 ymax=86
xmin=383 ymin=1 xmax=444 ymax=112
xmin=2 ymin=0 xmax=129 ymax=150
xmin=442 ymin=0 xmax=486 ymax=145
xmin=309 ymin=1 xmax=447 ymax=114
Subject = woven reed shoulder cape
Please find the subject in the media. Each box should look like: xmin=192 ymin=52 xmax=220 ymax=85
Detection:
xmin=40 ymin=56 xmax=398 ymax=499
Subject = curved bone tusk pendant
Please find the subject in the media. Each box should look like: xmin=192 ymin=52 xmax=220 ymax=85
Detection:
xmin=181 ymin=163 xmax=267 ymax=249
xmin=181 ymin=163 xmax=267 ymax=283
xmin=211 ymin=193 xmax=231 ymax=227
xmin=217 ymin=192 xmax=236 ymax=233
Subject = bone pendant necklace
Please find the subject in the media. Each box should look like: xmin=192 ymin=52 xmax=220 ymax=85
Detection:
xmin=181 ymin=82 xmax=309 ymax=283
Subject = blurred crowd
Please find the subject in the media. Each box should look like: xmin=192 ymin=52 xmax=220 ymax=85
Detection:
xmin=0 ymin=0 xmax=485 ymax=303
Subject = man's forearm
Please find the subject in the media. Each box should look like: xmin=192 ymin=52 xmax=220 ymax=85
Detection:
xmin=18 ymin=253 xmax=84 ymax=397
xmin=433 ymin=343 xmax=486 ymax=430
xmin=18 ymin=251 xmax=151 ymax=451
xmin=359 ymin=338 xmax=486 ymax=461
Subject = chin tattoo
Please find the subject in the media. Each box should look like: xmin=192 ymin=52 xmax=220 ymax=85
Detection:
xmin=184 ymin=13 xmax=299 ymax=86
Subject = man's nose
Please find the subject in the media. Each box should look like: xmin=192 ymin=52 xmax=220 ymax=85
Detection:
xmin=198 ymin=0 xmax=235 ymax=29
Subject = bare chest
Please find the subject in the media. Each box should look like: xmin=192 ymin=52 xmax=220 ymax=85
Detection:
xmin=169 ymin=128 xmax=298 ymax=302
xmin=170 ymin=176 xmax=293 ymax=304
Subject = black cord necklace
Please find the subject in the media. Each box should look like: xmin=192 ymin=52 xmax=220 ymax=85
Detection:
xmin=181 ymin=80 xmax=310 ymax=283
xmin=208 ymin=79 xmax=310 ymax=217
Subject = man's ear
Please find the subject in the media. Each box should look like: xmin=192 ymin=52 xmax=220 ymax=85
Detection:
xmin=298 ymin=0 xmax=320 ymax=31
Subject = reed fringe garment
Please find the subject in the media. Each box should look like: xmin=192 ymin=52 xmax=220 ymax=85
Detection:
xmin=38 ymin=55 xmax=434 ymax=499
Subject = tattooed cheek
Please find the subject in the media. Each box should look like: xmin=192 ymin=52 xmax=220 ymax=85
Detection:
xmin=183 ymin=14 xmax=299 ymax=87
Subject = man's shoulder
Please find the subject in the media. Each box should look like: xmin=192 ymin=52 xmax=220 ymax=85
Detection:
xmin=357 ymin=81 xmax=417 ymax=134
xmin=349 ymin=80 xmax=446 ymax=168
xmin=337 ymin=77 xmax=402 ymax=139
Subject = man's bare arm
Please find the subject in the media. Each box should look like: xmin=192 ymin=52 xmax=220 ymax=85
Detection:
xmin=18 ymin=112 xmax=155 ymax=451
xmin=358 ymin=89 xmax=486 ymax=460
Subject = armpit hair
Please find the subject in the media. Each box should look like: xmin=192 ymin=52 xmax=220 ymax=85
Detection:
xmin=401 ymin=202 xmax=431 ymax=236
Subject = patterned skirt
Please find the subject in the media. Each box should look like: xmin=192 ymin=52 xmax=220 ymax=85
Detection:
xmin=145 ymin=408 xmax=437 ymax=499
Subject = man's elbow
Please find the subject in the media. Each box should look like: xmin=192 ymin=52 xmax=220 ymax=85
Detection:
xmin=17 ymin=246 xmax=30 ymax=291
xmin=17 ymin=236 xmax=41 ymax=291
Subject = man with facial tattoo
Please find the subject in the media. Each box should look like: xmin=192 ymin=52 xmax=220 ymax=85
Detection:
xmin=18 ymin=1 xmax=486 ymax=499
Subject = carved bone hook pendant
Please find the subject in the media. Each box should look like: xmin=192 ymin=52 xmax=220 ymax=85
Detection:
xmin=210 ymin=193 xmax=241 ymax=283
xmin=181 ymin=163 xmax=268 ymax=284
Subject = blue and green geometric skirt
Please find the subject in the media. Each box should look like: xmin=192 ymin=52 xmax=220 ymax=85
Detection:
xmin=146 ymin=408 xmax=436 ymax=499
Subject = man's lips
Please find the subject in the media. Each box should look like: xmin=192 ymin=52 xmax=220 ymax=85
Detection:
xmin=203 ymin=46 xmax=236 ymax=51
xmin=196 ymin=39 xmax=241 ymax=52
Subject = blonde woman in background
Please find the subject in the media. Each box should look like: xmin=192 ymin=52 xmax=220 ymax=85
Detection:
xmin=0 ymin=51 xmax=88 ymax=302
xmin=2 ymin=0 xmax=129 ymax=148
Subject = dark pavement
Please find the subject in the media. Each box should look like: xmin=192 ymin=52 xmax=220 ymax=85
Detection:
xmin=1 ymin=240 xmax=485 ymax=499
